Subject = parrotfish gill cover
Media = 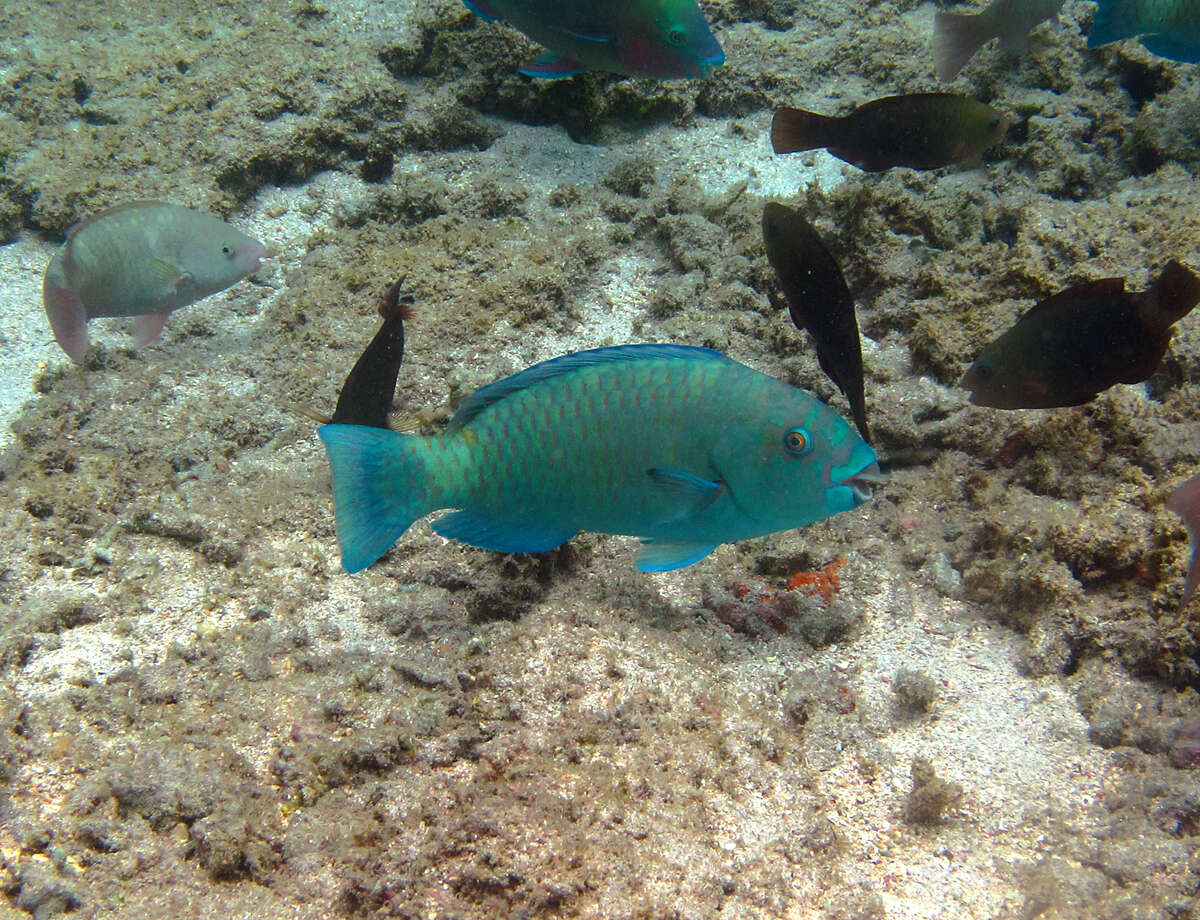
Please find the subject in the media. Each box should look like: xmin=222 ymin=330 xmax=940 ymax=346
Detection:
xmin=318 ymin=345 xmax=878 ymax=573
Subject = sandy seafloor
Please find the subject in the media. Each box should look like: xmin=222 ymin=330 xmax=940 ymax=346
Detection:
xmin=1 ymin=0 xmax=1199 ymax=917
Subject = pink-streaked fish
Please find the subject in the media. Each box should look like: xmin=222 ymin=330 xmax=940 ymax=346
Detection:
xmin=460 ymin=0 xmax=723 ymax=79
xmin=933 ymin=0 xmax=1065 ymax=81
xmin=43 ymin=201 xmax=266 ymax=363
xmin=1167 ymin=473 xmax=1200 ymax=612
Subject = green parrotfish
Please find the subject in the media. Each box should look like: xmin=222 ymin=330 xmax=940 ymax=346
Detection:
xmin=43 ymin=201 xmax=266 ymax=363
xmin=1088 ymin=0 xmax=1200 ymax=62
xmin=771 ymin=94 xmax=1007 ymax=172
xmin=460 ymin=0 xmax=724 ymax=78
xmin=933 ymin=0 xmax=1066 ymax=80
xmin=318 ymin=345 xmax=879 ymax=573
xmin=961 ymin=261 xmax=1200 ymax=409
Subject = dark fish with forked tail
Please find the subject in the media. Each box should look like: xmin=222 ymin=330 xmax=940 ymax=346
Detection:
xmin=331 ymin=279 xmax=415 ymax=429
xmin=933 ymin=0 xmax=1065 ymax=81
xmin=762 ymin=202 xmax=870 ymax=444
xmin=961 ymin=261 xmax=1200 ymax=409
xmin=771 ymin=94 xmax=1007 ymax=172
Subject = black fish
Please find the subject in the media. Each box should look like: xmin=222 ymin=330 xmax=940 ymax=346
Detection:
xmin=961 ymin=260 xmax=1200 ymax=409
xmin=331 ymin=279 xmax=415 ymax=428
xmin=762 ymin=201 xmax=871 ymax=443
xmin=771 ymin=93 xmax=1007 ymax=172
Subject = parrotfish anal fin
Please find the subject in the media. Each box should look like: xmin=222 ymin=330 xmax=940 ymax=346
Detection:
xmin=44 ymin=279 xmax=90 ymax=364
xmin=519 ymin=51 xmax=587 ymax=78
xmin=1140 ymin=34 xmax=1200 ymax=63
xmin=432 ymin=510 xmax=575 ymax=554
xmin=647 ymin=467 xmax=725 ymax=520
xmin=636 ymin=539 xmax=718 ymax=572
xmin=449 ymin=344 xmax=731 ymax=430
xmin=461 ymin=0 xmax=501 ymax=20
xmin=1167 ymin=472 xmax=1200 ymax=612
xmin=134 ymin=312 xmax=171 ymax=347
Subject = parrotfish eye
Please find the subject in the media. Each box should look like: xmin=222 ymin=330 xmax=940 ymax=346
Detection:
xmin=783 ymin=427 xmax=813 ymax=455
xmin=974 ymin=361 xmax=994 ymax=381
xmin=221 ymin=245 xmax=232 ymax=256
xmin=667 ymin=25 xmax=686 ymax=46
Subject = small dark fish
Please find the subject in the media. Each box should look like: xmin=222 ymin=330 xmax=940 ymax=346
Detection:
xmin=933 ymin=0 xmax=1065 ymax=81
xmin=330 ymin=280 xmax=415 ymax=429
xmin=762 ymin=202 xmax=870 ymax=444
xmin=1168 ymin=472 xmax=1200 ymax=612
xmin=1088 ymin=0 xmax=1200 ymax=62
xmin=961 ymin=260 xmax=1200 ymax=409
xmin=771 ymin=94 xmax=1007 ymax=172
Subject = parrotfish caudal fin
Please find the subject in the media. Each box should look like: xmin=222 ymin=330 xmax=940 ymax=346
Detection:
xmin=43 ymin=271 xmax=89 ymax=363
xmin=1166 ymin=473 xmax=1200 ymax=612
xmin=317 ymin=424 xmax=433 ymax=573
xmin=932 ymin=11 xmax=997 ymax=81
xmin=771 ymin=107 xmax=838 ymax=155
xmin=1153 ymin=260 xmax=1200 ymax=324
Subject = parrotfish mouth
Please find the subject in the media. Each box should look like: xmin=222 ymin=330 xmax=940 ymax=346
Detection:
xmin=699 ymin=51 xmax=725 ymax=78
xmin=846 ymin=467 xmax=883 ymax=503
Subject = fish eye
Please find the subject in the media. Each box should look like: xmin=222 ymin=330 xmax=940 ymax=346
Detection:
xmin=974 ymin=361 xmax=993 ymax=381
xmin=667 ymin=26 xmax=686 ymax=46
xmin=988 ymin=115 xmax=1001 ymax=129
xmin=221 ymin=245 xmax=232 ymax=256
xmin=783 ymin=427 xmax=813 ymax=455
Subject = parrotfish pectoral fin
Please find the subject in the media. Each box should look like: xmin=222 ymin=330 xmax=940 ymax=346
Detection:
xmin=431 ymin=510 xmax=575 ymax=554
xmin=146 ymin=258 xmax=187 ymax=294
xmin=647 ymin=467 xmax=725 ymax=520
xmin=318 ymin=424 xmax=428 ymax=573
xmin=635 ymin=539 xmax=718 ymax=572
xmin=133 ymin=312 xmax=171 ymax=348
xmin=518 ymin=51 xmax=587 ymax=78
xmin=43 ymin=275 xmax=90 ymax=364
xmin=1167 ymin=472 xmax=1200 ymax=612
xmin=461 ymin=0 xmax=501 ymax=21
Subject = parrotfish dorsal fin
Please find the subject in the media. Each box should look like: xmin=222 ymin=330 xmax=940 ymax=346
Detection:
xmin=448 ymin=344 xmax=733 ymax=430
xmin=64 ymin=200 xmax=173 ymax=241
xmin=1167 ymin=472 xmax=1200 ymax=613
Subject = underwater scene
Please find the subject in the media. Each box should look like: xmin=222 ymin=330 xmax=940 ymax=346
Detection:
xmin=1 ymin=0 xmax=1200 ymax=916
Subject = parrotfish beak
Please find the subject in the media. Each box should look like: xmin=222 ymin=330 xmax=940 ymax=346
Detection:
xmin=825 ymin=442 xmax=881 ymax=513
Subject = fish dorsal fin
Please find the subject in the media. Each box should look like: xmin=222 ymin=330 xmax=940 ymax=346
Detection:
xmin=65 ymin=200 xmax=173 ymax=241
xmin=448 ymin=344 xmax=732 ymax=430
xmin=1020 ymin=277 xmax=1127 ymax=320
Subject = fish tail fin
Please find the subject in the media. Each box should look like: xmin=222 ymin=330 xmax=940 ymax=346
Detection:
xmin=317 ymin=424 xmax=437 ymax=573
xmin=1153 ymin=260 xmax=1200 ymax=324
xmin=932 ymin=11 xmax=997 ymax=81
xmin=1088 ymin=0 xmax=1139 ymax=47
xmin=43 ymin=260 xmax=89 ymax=363
xmin=771 ymin=107 xmax=838 ymax=155
xmin=1167 ymin=473 xmax=1200 ymax=612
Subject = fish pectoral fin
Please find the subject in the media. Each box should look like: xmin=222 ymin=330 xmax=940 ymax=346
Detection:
xmin=518 ymin=51 xmax=587 ymax=78
xmin=555 ymin=27 xmax=614 ymax=43
xmin=636 ymin=539 xmax=718 ymax=572
xmin=133 ymin=311 xmax=171 ymax=347
xmin=646 ymin=467 xmax=725 ymax=520
xmin=432 ymin=510 xmax=575 ymax=554
xmin=146 ymin=258 xmax=187 ymax=293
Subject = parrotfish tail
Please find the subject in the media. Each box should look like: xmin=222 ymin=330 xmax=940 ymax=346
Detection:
xmin=932 ymin=11 xmax=996 ymax=81
xmin=43 ymin=278 xmax=89 ymax=364
xmin=1166 ymin=473 xmax=1200 ymax=612
xmin=771 ymin=107 xmax=837 ymax=155
xmin=1154 ymin=260 xmax=1200 ymax=324
xmin=317 ymin=424 xmax=434 ymax=573
xmin=1087 ymin=0 xmax=1137 ymax=47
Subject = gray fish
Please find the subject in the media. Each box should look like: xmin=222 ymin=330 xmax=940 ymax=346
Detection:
xmin=933 ymin=0 xmax=1065 ymax=81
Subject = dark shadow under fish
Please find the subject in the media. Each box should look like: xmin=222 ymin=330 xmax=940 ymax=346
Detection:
xmin=771 ymin=93 xmax=1007 ymax=172
xmin=961 ymin=260 xmax=1200 ymax=409
xmin=330 ymin=279 xmax=415 ymax=428
xmin=762 ymin=201 xmax=870 ymax=444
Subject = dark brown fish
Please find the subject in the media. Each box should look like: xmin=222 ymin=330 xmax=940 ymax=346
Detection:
xmin=1168 ymin=472 xmax=1200 ymax=612
xmin=330 ymin=279 xmax=415 ymax=428
xmin=771 ymin=93 xmax=1007 ymax=172
xmin=961 ymin=260 xmax=1200 ymax=409
xmin=762 ymin=202 xmax=870 ymax=444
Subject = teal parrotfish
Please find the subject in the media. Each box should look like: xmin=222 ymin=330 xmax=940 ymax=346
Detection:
xmin=1087 ymin=0 xmax=1200 ymax=62
xmin=318 ymin=344 xmax=879 ymax=573
xmin=961 ymin=261 xmax=1200 ymax=409
xmin=933 ymin=0 xmax=1066 ymax=81
xmin=42 ymin=201 xmax=266 ymax=363
xmin=771 ymin=94 xmax=1007 ymax=172
xmin=460 ymin=0 xmax=724 ymax=78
